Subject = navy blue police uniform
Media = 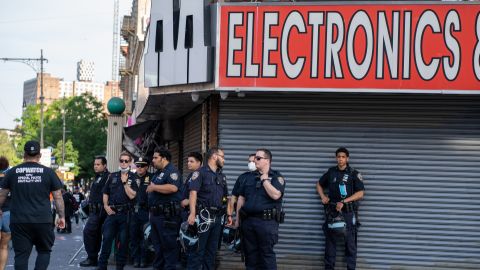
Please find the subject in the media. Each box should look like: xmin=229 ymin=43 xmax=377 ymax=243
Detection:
xmin=239 ymin=170 xmax=285 ymax=270
xmin=129 ymin=171 xmax=152 ymax=267
xmin=148 ymin=163 xmax=183 ymax=270
xmin=187 ymin=165 xmax=228 ymax=270
xmin=318 ymin=165 xmax=365 ymax=270
xmin=97 ymin=171 xmax=138 ymax=270
xmin=231 ymin=171 xmax=250 ymax=199
xmin=82 ymin=170 xmax=109 ymax=266
xmin=181 ymin=172 xmax=194 ymax=221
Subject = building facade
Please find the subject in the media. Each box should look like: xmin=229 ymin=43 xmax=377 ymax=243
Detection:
xmin=125 ymin=1 xmax=480 ymax=269
xmin=77 ymin=59 xmax=95 ymax=82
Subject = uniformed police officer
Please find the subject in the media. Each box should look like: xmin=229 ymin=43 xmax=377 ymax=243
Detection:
xmin=129 ymin=157 xmax=152 ymax=268
xmin=146 ymin=147 xmax=183 ymax=270
xmin=80 ymin=156 xmax=109 ymax=267
xmin=236 ymin=148 xmax=285 ymax=270
xmin=180 ymin=152 xmax=203 ymax=215
xmin=97 ymin=152 xmax=138 ymax=270
xmin=179 ymin=152 xmax=203 ymax=266
xmin=229 ymin=153 xmax=256 ymax=228
xmin=187 ymin=147 xmax=231 ymax=270
xmin=316 ymin=147 xmax=365 ymax=270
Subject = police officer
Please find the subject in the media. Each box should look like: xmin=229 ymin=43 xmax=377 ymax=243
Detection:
xmin=229 ymin=153 xmax=256 ymax=228
xmin=316 ymin=147 xmax=365 ymax=270
xmin=236 ymin=148 xmax=285 ymax=270
xmin=179 ymin=152 xmax=202 ymax=266
xmin=129 ymin=157 xmax=152 ymax=268
xmin=187 ymin=147 xmax=231 ymax=270
xmin=0 ymin=140 xmax=65 ymax=270
xmin=97 ymin=152 xmax=138 ymax=270
xmin=180 ymin=152 xmax=203 ymax=215
xmin=146 ymin=147 xmax=183 ymax=270
xmin=80 ymin=156 xmax=109 ymax=267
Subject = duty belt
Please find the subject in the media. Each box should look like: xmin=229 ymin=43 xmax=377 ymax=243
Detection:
xmin=340 ymin=202 xmax=357 ymax=213
xmin=109 ymin=204 xmax=131 ymax=213
xmin=150 ymin=202 xmax=181 ymax=217
xmin=245 ymin=208 xmax=285 ymax=223
xmin=197 ymin=205 xmax=225 ymax=216
xmin=89 ymin=203 xmax=103 ymax=215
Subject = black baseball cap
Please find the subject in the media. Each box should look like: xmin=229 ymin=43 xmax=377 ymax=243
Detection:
xmin=24 ymin=140 xmax=41 ymax=155
xmin=134 ymin=157 xmax=150 ymax=166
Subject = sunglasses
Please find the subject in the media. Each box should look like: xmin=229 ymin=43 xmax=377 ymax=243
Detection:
xmin=255 ymin=156 xmax=268 ymax=161
xmin=119 ymin=159 xmax=130 ymax=163
xmin=136 ymin=164 xmax=148 ymax=168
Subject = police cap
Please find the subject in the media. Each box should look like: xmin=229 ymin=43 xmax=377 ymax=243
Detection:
xmin=134 ymin=156 xmax=150 ymax=166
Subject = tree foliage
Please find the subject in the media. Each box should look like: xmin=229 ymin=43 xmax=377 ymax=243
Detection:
xmin=52 ymin=139 xmax=80 ymax=175
xmin=16 ymin=93 xmax=107 ymax=178
xmin=0 ymin=131 xmax=21 ymax=166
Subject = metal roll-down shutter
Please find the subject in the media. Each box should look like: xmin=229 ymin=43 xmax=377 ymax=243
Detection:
xmin=218 ymin=93 xmax=480 ymax=270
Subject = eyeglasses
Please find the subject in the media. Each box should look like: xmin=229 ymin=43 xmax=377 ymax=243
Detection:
xmin=119 ymin=159 xmax=130 ymax=163
xmin=216 ymin=154 xmax=225 ymax=159
xmin=255 ymin=156 xmax=268 ymax=161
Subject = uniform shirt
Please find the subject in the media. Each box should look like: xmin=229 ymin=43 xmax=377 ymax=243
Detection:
xmin=134 ymin=172 xmax=152 ymax=207
xmin=231 ymin=172 xmax=250 ymax=197
xmin=318 ymin=165 xmax=365 ymax=203
xmin=102 ymin=171 xmax=139 ymax=205
xmin=188 ymin=165 xmax=228 ymax=208
xmin=0 ymin=174 xmax=11 ymax=212
xmin=181 ymin=172 xmax=194 ymax=201
xmin=148 ymin=163 xmax=182 ymax=206
xmin=1 ymin=162 xmax=63 ymax=223
xmin=89 ymin=170 xmax=110 ymax=204
xmin=239 ymin=169 xmax=286 ymax=215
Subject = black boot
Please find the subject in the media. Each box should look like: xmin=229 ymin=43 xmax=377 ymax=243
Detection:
xmin=79 ymin=258 xmax=98 ymax=267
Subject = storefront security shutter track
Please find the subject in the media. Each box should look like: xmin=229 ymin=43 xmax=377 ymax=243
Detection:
xmin=218 ymin=93 xmax=480 ymax=270
xmin=182 ymin=106 xmax=203 ymax=178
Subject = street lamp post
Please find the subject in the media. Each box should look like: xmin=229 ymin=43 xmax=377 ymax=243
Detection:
xmin=0 ymin=49 xmax=48 ymax=148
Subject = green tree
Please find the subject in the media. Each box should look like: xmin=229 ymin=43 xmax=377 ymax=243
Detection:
xmin=16 ymin=93 xmax=107 ymax=178
xmin=52 ymin=139 xmax=80 ymax=175
xmin=14 ymin=104 xmax=41 ymax=149
xmin=0 ymin=131 xmax=21 ymax=166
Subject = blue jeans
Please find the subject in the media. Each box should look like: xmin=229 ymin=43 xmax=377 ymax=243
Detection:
xmin=187 ymin=215 xmax=222 ymax=270
xmin=98 ymin=213 xmax=128 ymax=268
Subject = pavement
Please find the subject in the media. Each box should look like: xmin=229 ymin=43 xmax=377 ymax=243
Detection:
xmin=4 ymin=218 xmax=141 ymax=270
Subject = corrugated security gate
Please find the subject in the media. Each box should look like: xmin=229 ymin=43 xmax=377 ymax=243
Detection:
xmin=183 ymin=106 xmax=203 ymax=177
xmin=218 ymin=93 xmax=480 ymax=270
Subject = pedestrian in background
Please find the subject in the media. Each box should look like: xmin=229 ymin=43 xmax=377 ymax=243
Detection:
xmin=0 ymin=156 xmax=11 ymax=270
xmin=80 ymin=156 xmax=109 ymax=267
xmin=0 ymin=140 xmax=65 ymax=270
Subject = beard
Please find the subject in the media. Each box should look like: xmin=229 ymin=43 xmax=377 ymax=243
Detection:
xmin=216 ymin=159 xmax=223 ymax=169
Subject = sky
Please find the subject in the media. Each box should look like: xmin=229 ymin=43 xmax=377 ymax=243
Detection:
xmin=0 ymin=0 xmax=132 ymax=130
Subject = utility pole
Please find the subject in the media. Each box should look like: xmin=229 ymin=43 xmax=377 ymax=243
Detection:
xmin=62 ymin=96 xmax=66 ymax=166
xmin=0 ymin=49 xmax=48 ymax=148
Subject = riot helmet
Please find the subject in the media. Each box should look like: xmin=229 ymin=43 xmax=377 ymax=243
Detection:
xmin=179 ymin=221 xmax=199 ymax=251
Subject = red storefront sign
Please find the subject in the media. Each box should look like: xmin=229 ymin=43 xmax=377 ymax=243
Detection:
xmin=216 ymin=3 xmax=480 ymax=92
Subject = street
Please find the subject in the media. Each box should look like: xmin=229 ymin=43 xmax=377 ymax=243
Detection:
xmin=4 ymin=219 xmax=140 ymax=270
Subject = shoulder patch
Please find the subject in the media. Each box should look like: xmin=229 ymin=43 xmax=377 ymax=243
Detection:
xmin=191 ymin=171 xmax=199 ymax=181
xmin=278 ymin=176 xmax=285 ymax=186
xmin=170 ymin=173 xmax=178 ymax=181
xmin=159 ymin=172 xmax=164 ymax=179
xmin=357 ymin=172 xmax=363 ymax=182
